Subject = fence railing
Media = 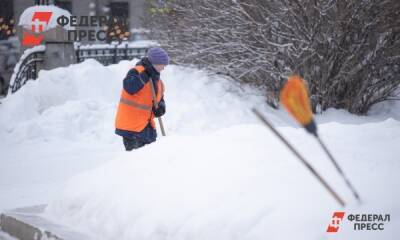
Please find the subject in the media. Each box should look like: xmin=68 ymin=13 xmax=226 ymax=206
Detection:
xmin=9 ymin=42 xmax=155 ymax=94
xmin=9 ymin=46 xmax=45 ymax=94
xmin=75 ymin=42 xmax=152 ymax=65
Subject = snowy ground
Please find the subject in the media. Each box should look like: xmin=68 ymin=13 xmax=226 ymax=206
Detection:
xmin=0 ymin=59 xmax=399 ymax=239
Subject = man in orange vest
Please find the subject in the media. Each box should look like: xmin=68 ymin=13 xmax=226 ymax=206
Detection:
xmin=115 ymin=47 xmax=168 ymax=151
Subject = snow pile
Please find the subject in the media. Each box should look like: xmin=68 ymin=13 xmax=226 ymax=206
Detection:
xmin=1 ymin=59 xmax=122 ymax=143
xmin=44 ymin=120 xmax=400 ymax=240
xmin=0 ymin=58 xmax=270 ymax=144
xmin=0 ymin=58 xmax=270 ymax=209
xmin=19 ymin=5 xmax=72 ymax=31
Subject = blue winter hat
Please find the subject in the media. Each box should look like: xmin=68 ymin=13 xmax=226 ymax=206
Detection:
xmin=147 ymin=47 xmax=169 ymax=65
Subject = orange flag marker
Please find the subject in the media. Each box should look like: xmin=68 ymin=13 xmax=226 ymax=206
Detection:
xmin=279 ymin=74 xmax=361 ymax=203
xmin=280 ymin=75 xmax=317 ymax=136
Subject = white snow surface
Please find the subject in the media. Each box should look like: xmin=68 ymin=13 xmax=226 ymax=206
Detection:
xmin=0 ymin=59 xmax=399 ymax=239
xmin=75 ymin=40 xmax=159 ymax=50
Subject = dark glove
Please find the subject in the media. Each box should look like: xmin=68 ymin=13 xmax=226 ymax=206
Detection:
xmin=152 ymin=98 xmax=166 ymax=117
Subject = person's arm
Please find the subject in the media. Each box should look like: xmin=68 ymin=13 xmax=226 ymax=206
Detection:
xmin=123 ymin=69 xmax=149 ymax=94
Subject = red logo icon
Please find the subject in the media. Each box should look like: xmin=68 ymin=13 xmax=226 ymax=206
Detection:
xmin=327 ymin=211 xmax=345 ymax=233
xmin=22 ymin=11 xmax=53 ymax=46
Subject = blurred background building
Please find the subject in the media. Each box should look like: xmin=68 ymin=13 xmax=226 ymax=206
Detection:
xmin=0 ymin=0 xmax=149 ymax=96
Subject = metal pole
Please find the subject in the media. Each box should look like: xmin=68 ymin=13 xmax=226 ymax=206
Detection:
xmin=252 ymin=108 xmax=346 ymax=207
xmin=149 ymin=78 xmax=166 ymax=136
xmin=315 ymin=136 xmax=361 ymax=203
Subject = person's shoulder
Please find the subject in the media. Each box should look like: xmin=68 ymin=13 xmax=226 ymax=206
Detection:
xmin=129 ymin=65 xmax=149 ymax=83
xmin=134 ymin=65 xmax=146 ymax=73
xmin=127 ymin=65 xmax=146 ymax=76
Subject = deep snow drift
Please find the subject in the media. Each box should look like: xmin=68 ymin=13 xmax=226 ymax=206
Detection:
xmin=0 ymin=59 xmax=271 ymax=210
xmin=1 ymin=59 xmax=399 ymax=239
xmin=45 ymin=120 xmax=400 ymax=240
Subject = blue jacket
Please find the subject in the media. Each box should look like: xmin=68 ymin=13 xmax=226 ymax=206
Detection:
xmin=115 ymin=58 xmax=166 ymax=143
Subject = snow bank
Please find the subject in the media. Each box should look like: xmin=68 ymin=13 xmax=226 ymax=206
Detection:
xmin=44 ymin=120 xmax=400 ymax=240
xmin=0 ymin=57 xmax=274 ymax=210
xmin=0 ymin=58 xmax=272 ymax=144
xmin=1 ymin=59 xmax=121 ymax=143
xmin=19 ymin=5 xmax=72 ymax=31
xmin=368 ymin=99 xmax=400 ymax=121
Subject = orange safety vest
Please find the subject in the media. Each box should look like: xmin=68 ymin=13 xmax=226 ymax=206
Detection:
xmin=115 ymin=65 xmax=165 ymax=132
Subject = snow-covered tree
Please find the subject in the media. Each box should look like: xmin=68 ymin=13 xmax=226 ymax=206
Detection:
xmin=146 ymin=0 xmax=400 ymax=114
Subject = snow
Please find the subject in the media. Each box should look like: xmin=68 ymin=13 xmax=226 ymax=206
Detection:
xmin=75 ymin=40 xmax=159 ymax=50
xmin=0 ymin=231 xmax=18 ymax=240
xmin=1 ymin=58 xmax=400 ymax=239
xmin=0 ymin=58 xmax=270 ymax=210
xmin=130 ymin=28 xmax=151 ymax=34
xmin=43 ymin=120 xmax=400 ymax=240
xmin=18 ymin=5 xmax=72 ymax=31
